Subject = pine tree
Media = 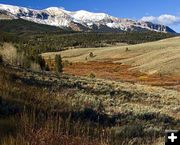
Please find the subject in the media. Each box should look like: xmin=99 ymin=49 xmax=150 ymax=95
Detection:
xmin=55 ymin=54 xmax=63 ymax=73
xmin=36 ymin=55 xmax=46 ymax=70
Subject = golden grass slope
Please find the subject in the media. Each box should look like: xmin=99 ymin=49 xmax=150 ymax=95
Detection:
xmin=42 ymin=36 xmax=180 ymax=75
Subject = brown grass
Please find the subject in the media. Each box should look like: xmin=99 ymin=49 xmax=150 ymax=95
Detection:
xmin=0 ymin=64 xmax=179 ymax=145
xmin=0 ymin=65 xmax=106 ymax=145
xmin=62 ymin=61 xmax=180 ymax=91
xmin=1 ymin=114 xmax=104 ymax=145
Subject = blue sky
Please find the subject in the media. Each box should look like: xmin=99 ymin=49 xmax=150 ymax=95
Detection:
xmin=0 ymin=0 xmax=180 ymax=32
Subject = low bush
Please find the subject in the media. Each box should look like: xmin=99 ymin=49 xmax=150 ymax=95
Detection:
xmin=89 ymin=73 xmax=96 ymax=78
xmin=113 ymin=124 xmax=144 ymax=139
xmin=89 ymin=52 xmax=94 ymax=58
xmin=0 ymin=55 xmax=3 ymax=64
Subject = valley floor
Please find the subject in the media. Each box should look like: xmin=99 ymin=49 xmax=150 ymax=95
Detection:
xmin=42 ymin=37 xmax=180 ymax=92
xmin=1 ymin=37 xmax=180 ymax=145
xmin=42 ymin=37 xmax=180 ymax=75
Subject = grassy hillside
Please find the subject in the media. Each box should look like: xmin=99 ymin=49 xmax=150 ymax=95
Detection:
xmin=0 ymin=64 xmax=179 ymax=145
xmin=42 ymin=37 xmax=180 ymax=76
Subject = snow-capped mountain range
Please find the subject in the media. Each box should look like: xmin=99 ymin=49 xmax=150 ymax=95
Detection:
xmin=0 ymin=4 xmax=176 ymax=33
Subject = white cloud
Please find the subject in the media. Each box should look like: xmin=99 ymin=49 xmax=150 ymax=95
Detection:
xmin=141 ymin=14 xmax=180 ymax=25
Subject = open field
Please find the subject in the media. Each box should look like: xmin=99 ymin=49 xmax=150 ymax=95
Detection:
xmin=42 ymin=37 xmax=180 ymax=90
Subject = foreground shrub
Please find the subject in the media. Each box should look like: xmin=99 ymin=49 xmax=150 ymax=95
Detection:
xmin=0 ymin=55 xmax=3 ymax=64
xmin=112 ymin=124 xmax=144 ymax=139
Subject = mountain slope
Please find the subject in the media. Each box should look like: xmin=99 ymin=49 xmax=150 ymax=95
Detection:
xmin=0 ymin=19 xmax=68 ymax=34
xmin=0 ymin=4 xmax=176 ymax=33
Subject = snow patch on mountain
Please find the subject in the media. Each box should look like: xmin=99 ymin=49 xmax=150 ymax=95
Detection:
xmin=70 ymin=10 xmax=110 ymax=22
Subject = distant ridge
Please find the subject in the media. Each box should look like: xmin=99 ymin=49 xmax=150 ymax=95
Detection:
xmin=0 ymin=3 xmax=176 ymax=33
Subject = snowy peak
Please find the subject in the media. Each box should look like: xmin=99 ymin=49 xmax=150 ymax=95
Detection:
xmin=0 ymin=4 xmax=35 ymax=15
xmin=0 ymin=3 xmax=176 ymax=33
xmin=45 ymin=7 xmax=70 ymax=15
xmin=71 ymin=10 xmax=110 ymax=22
xmin=0 ymin=4 xmax=23 ymax=14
